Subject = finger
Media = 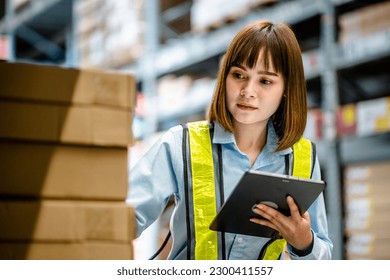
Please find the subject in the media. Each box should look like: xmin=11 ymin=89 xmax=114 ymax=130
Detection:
xmin=250 ymin=217 xmax=279 ymax=232
xmin=287 ymin=196 xmax=301 ymax=217
xmin=302 ymin=210 xmax=311 ymax=222
xmin=253 ymin=204 xmax=284 ymax=228
xmin=253 ymin=203 xmax=277 ymax=221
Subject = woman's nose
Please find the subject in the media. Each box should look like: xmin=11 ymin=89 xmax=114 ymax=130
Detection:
xmin=240 ymin=82 xmax=257 ymax=98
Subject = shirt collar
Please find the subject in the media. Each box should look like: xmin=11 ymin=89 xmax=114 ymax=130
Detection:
xmin=212 ymin=120 xmax=292 ymax=156
xmin=212 ymin=122 xmax=235 ymax=144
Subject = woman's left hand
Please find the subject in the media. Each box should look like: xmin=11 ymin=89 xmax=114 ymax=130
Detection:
xmin=250 ymin=196 xmax=313 ymax=251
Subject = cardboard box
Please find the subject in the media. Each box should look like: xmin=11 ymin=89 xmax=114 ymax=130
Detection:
xmin=0 ymin=100 xmax=133 ymax=146
xmin=0 ymin=61 xmax=136 ymax=109
xmin=344 ymin=161 xmax=390 ymax=185
xmin=336 ymin=104 xmax=357 ymax=137
xmin=0 ymin=142 xmax=128 ymax=200
xmin=356 ymin=97 xmax=390 ymax=137
xmin=337 ymin=98 xmax=390 ymax=138
xmin=345 ymin=225 xmax=390 ymax=240
xmin=344 ymin=197 xmax=390 ymax=230
xmin=346 ymin=235 xmax=390 ymax=260
xmin=345 ymin=209 xmax=390 ymax=232
xmin=345 ymin=197 xmax=390 ymax=215
xmin=339 ymin=1 xmax=390 ymax=44
xmin=344 ymin=181 xmax=390 ymax=199
xmin=0 ymin=200 xmax=136 ymax=242
xmin=0 ymin=242 xmax=133 ymax=260
xmin=191 ymin=0 xmax=277 ymax=33
xmin=343 ymin=161 xmax=390 ymax=245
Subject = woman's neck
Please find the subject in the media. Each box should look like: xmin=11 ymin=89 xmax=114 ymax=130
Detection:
xmin=234 ymin=122 xmax=268 ymax=166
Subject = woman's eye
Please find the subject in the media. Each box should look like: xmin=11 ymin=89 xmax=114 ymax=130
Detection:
xmin=233 ymin=72 xmax=244 ymax=79
xmin=260 ymin=79 xmax=271 ymax=85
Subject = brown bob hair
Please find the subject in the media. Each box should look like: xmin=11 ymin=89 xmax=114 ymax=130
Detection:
xmin=208 ymin=20 xmax=307 ymax=151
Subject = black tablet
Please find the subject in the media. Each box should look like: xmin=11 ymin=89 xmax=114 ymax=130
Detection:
xmin=209 ymin=170 xmax=326 ymax=238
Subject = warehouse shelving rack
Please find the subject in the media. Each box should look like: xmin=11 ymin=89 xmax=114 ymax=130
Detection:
xmin=1 ymin=0 xmax=389 ymax=260
xmin=0 ymin=0 xmax=75 ymax=65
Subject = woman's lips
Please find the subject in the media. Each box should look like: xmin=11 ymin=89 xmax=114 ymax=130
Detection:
xmin=237 ymin=103 xmax=257 ymax=110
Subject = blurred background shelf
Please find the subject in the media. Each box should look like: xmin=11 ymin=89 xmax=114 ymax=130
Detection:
xmin=1 ymin=0 xmax=389 ymax=260
xmin=0 ymin=0 xmax=74 ymax=65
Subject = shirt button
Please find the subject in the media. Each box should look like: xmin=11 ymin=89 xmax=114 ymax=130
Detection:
xmin=237 ymin=238 xmax=243 ymax=243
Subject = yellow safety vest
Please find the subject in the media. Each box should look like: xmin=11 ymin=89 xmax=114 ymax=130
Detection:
xmin=183 ymin=120 xmax=314 ymax=260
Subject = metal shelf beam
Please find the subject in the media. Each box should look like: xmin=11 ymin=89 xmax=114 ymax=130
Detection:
xmin=0 ymin=0 xmax=69 ymax=33
xmin=340 ymin=133 xmax=390 ymax=164
xmin=320 ymin=0 xmax=344 ymax=260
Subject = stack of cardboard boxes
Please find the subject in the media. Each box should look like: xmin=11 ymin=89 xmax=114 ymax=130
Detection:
xmin=338 ymin=1 xmax=390 ymax=46
xmin=344 ymin=161 xmax=390 ymax=259
xmin=0 ymin=61 xmax=136 ymax=259
xmin=191 ymin=0 xmax=278 ymax=33
xmin=75 ymin=0 xmax=145 ymax=68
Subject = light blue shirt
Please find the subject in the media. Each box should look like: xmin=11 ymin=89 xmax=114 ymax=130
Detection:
xmin=127 ymin=120 xmax=333 ymax=259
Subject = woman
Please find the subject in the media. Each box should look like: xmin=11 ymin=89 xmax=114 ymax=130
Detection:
xmin=127 ymin=20 xmax=333 ymax=260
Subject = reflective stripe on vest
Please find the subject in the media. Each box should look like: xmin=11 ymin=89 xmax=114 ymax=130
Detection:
xmin=187 ymin=121 xmax=313 ymax=260
xmin=188 ymin=121 xmax=218 ymax=260
xmin=292 ymin=137 xmax=312 ymax=179
xmin=262 ymin=238 xmax=287 ymax=260
xmin=261 ymin=137 xmax=313 ymax=260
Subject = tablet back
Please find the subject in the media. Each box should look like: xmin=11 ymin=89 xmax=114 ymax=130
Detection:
xmin=209 ymin=170 xmax=326 ymax=238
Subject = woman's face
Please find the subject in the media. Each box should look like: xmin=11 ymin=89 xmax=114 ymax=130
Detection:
xmin=225 ymin=52 xmax=285 ymax=128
